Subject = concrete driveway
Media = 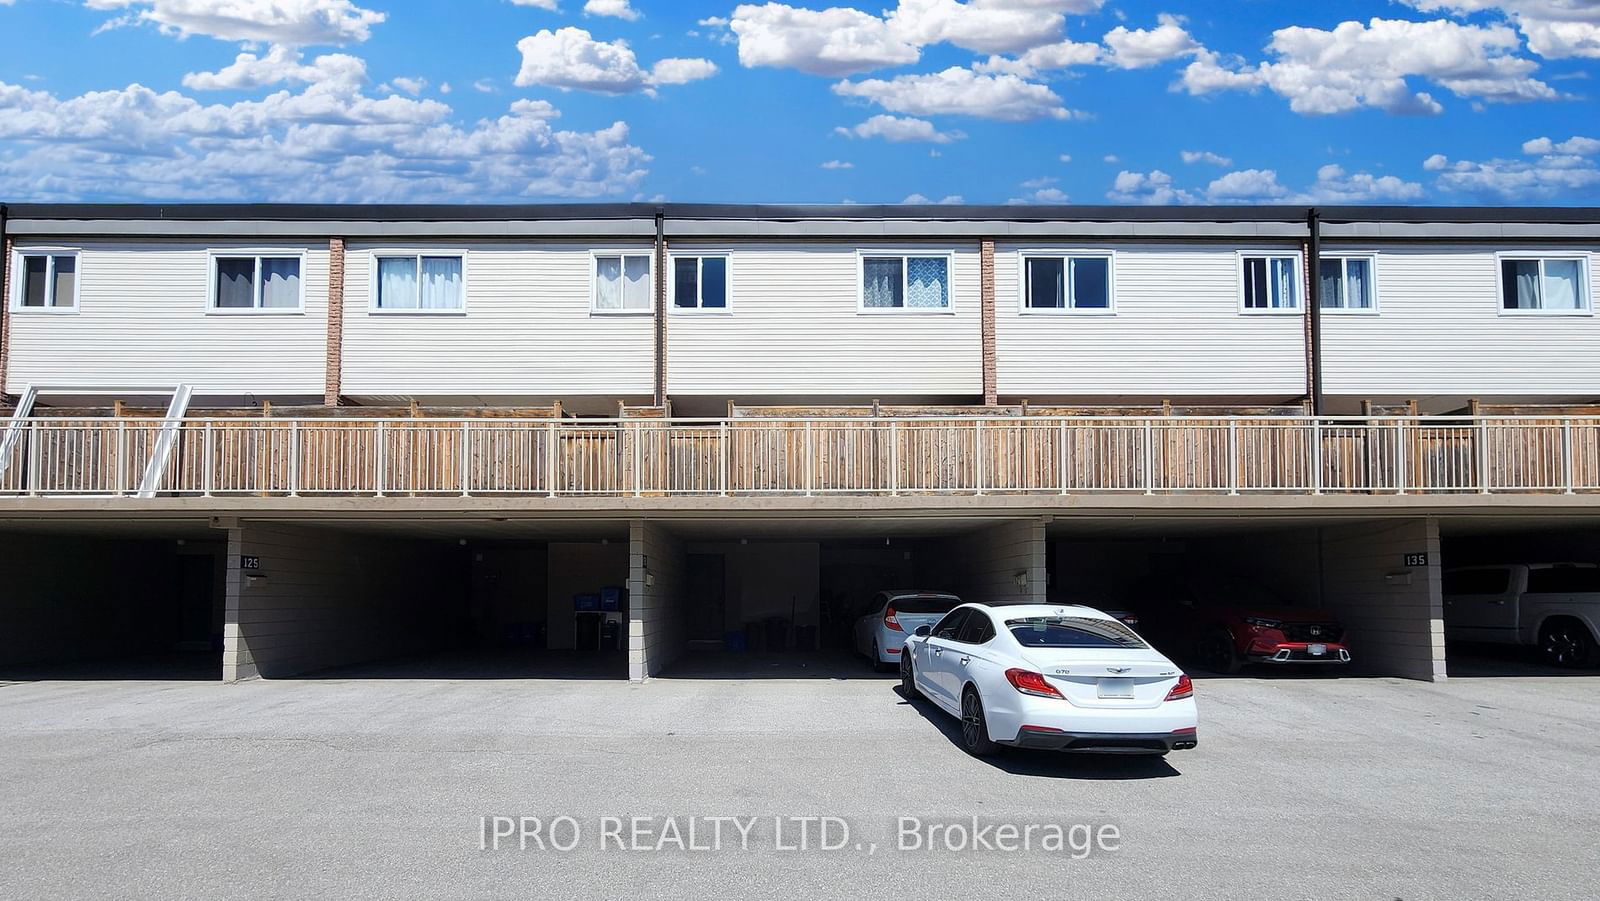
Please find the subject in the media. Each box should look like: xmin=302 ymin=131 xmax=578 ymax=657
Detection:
xmin=1 ymin=666 xmax=1594 ymax=900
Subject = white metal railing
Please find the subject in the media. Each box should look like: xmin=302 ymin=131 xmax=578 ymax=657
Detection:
xmin=1 ymin=415 xmax=1598 ymax=499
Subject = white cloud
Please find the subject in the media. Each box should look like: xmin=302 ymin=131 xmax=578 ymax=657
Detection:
xmin=1107 ymin=164 xmax=1423 ymax=204
xmin=729 ymin=3 xmax=920 ymax=76
xmin=903 ymin=192 xmax=967 ymax=203
xmin=1058 ymin=153 xmax=1072 ymax=162
xmin=1107 ymin=168 xmax=1195 ymax=203
xmin=973 ymin=38 xmax=1101 ymax=76
xmin=833 ymin=66 xmax=1071 ymax=121
xmin=514 ymin=28 xmax=716 ymax=94
xmin=821 ymin=159 xmax=854 ymax=168
xmin=510 ymin=0 xmax=560 ymax=9
xmin=1008 ymin=185 xmax=1071 ymax=204
xmin=1428 ymin=133 xmax=1600 ymax=199
xmin=473 ymin=79 xmax=497 ymax=93
xmin=1019 ymin=175 xmax=1057 ymax=189
xmin=1401 ymin=1 xmax=1600 ymax=59
xmin=1302 ymin=163 xmax=1426 ymax=202
xmin=584 ymin=0 xmax=640 ymax=21
xmin=1204 ymin=168 xmax=1288 ymax=201
xmin=886 ymin=0 xmax=1102 ymax=56
xmin=832 ymin=113 xmax=965 ymax=143
xmin=391 ymin=76 xmax=427 ymax=96
xmin=1179 ymin=17 xmax=1559 ymax=115
xmin=1102 ymin=13 xmax=1200 ymax=69
xmin=1102 ymin=154 xmax=1119 ymax=163
xmin=181 ymin=45 xmax=365 ymax=91
xmin=0 ymin=78 xmax=649 ymax=201
xmin=85 ymin=0 xmax=386 ymax=45
xmin=1180 ymin=149 xmax=1232 ymax=166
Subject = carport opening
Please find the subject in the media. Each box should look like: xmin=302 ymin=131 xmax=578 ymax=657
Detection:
xmin=1049 ymin=520 xmax=1436 ymax=680
xmin=266 ymin=527 xmax=630 ymax=681
xmin=0 ymin=527 xmax=225 ymax=681
xmin=1439 ymin=527 xmax=1600 ymax=678
xmin=655 ymin=525 xmax=990 ymax=679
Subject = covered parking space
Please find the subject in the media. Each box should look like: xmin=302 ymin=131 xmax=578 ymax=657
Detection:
xmin=1047 ymin=514 xmax=1447 ymax=681
xmin=627 ymin=516 xmax=1047 ymax=681
xmin=0 ymin=520 xmax=226 ymax=681
xmin=1438 ymin=515 xmax=1600 ymax=677
xmin=221 ymin=519 xmax=633 ymax=681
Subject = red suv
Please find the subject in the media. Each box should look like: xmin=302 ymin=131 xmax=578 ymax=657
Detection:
xmin=1124 ymin=577 xmax=1352 ymax=674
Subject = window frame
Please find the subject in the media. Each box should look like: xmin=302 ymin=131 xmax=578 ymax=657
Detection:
xmin=9 ymin=248 xmax=82 ymax=314
xmin=366 ymin=249 xmax=469 ymax=316
xmin=206 ymin=250 xmax=307 ymax=315
xmin=667 ymin=252 xmax=732 ymax=313
xmin=1318 ymin=252 xmax=1380 ymax=315
xmin=1236 ymin=250 xmax=1304 ymax=315
xmin=1016 ymin=249 xmax=1116 ymax=315
xmin=1496 ymin=251 xmax=1593 ymax=317
xmin=856 ymin=250 xmax=956 ymax=315
xmin=590 ymin=249 xmax=656 ymax=316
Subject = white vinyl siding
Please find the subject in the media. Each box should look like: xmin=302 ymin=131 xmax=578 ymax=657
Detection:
xmin=1321 ymin=246 xmax=1600 ymax=395
xmin=341 ymin=242 xmax=653 ymax=397
xmin=10 ymin=250 xmax=79 ymax=312
xmin=995 ymin=243 xmax=1307 ymax=397
xmin=5 ymin=241 xmax=329 ymax=394
xmin=668 ymin=242 xmax=979 ymax=396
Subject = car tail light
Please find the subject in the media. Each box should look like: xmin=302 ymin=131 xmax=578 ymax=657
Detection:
xmin=1005 ymin=668 xmax=1064 ymax=699
xmin=1164 ymin=674 xmax=1194 ymax=702
xmin=883 ymin=607 xmax=904 ymax=632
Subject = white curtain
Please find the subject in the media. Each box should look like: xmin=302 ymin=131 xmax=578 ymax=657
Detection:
xmin=260 ymin=258 xmax=300 ymax=308
xmin=420 ymin=256 xmax=462 ymax=309
xmin=378 ymin=257 xmax=419 ymax=309
xmin=1504 ymin=260 xmax=1540 ymax=309
xmin=906 ymin=257 xmax=948 ymax=308
xmin=863 ymin=257 xmax=902 ymax=308
xmin=1271 ymin=257 xmax=1297 ymax=308
xmin=1319 ymin=259 xmax=1344 ymax=309
xmin=1543 ymin=260 xmax=1580 ymax=310
xmin=1346 ymin=258 xmax=1371 ymax=309
xmin=623 ymin=256 xmax=650 ymax=309
xmin=595 ymin=256 xmax=622 ymax=310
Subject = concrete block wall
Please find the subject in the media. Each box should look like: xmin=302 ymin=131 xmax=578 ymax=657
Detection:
xmin=938 ymin=519 xmax=1048 ymax=604
xmin=224 ymin=524 xmax=461 ymax=681
xmin=1319 ymin=518 xmax=1446 ymax=681
xmin=628 ymin=520 xmax=686 ymax=682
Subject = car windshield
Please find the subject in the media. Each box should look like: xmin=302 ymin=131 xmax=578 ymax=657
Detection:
xmin=1006 ymin=616 xmax=1149 ymax=649
xmin=887 ymin=595 xmax=960 ymax=614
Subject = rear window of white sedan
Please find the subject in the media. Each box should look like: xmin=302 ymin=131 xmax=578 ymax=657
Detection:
xmin=1006 ymin=616 xmax=1149 ymax=649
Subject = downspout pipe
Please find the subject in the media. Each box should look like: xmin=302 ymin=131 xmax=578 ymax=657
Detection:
xmin=653 ymin=207 xmax=666 ymax=407
xmin=1306 ymin=207 xmax=1325 ymax=416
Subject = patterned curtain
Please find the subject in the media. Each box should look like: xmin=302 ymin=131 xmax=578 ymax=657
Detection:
xmin=905 ymin=257 xmax=948 ymax=308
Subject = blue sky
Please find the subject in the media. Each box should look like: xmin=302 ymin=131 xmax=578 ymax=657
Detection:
xmin=1 ymin=0 xmax=1598 ymax=205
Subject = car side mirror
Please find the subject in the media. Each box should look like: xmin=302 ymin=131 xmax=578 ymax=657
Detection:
xmin=914 ymin=625 xmax=932 ymax=637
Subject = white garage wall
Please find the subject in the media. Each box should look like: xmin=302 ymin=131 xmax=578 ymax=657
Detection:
xmin=1319 ymin=518 xmax=1446 ymax=682
xmin=629 ymin=521 xmax=687 ymax=681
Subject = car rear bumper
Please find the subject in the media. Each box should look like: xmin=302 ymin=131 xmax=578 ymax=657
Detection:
xmin=1006 ymin=727 xmax=1198 ymax=753
xmin=1247 ymin=643 xmax=1352 ymax=664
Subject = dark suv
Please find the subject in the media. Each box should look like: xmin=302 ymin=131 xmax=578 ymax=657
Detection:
xmin=1123 ymin=576 xmax=1351 ymax=674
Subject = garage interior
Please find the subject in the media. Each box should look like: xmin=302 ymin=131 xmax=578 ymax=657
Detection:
xmin=222 ymin=521 xmax=633 ymax=680
xmin=0 ymin=523 xmax=227 ymax=681
xmin=1048 ymin=516 xmax=1447 ymax=680
xmin=633 ymin=517 xmax=1047 ymax=680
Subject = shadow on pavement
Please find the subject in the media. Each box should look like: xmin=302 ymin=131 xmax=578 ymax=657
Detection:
xmin=0 ymin=651 xmax=221 ymax=683
xmin=1443 ymin=641 xmax=1600 ymax=678
xmin=659 ymin=649 xmax=897 ymax=680
xmin=894 ymin=684 xmax=1181 ymax=780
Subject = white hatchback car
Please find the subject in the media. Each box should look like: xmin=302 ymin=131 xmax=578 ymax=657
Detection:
xmin=853 ymin=590 xmax=963 ymax=671
xmin=900 ymin=602 xmax=1199 ymax=756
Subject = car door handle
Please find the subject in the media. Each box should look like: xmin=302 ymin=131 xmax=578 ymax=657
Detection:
xmin=932 ymin=647 xmax=943 ymax=655
xmin=959 ymin=656 xmax=971 ymax=665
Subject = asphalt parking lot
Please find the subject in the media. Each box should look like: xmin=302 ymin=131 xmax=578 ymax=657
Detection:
xmin=2 ymin=662 xmax=1596 ymax=900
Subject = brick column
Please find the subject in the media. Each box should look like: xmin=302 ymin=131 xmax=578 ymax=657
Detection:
xmin=0 ymin=237 xmax=13 ymax=400
xmin=980 ymin=239 xmax=997 ymax=405
xmin=324 ymin=238 xmax=345 ymax=406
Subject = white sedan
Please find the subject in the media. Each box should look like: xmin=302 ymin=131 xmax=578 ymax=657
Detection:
xmin=899 ymin=602 xmax=1199 ymax=756
xmin=853 ymin=589 xmax=963 ymax=671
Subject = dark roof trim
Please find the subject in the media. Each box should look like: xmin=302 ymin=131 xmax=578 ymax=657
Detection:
xmin=5 ymin=202 xmax=1599 ymax=225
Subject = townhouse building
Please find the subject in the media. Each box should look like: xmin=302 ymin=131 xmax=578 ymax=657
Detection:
xmin=1 ymin=203 xmax=1597 ymax=686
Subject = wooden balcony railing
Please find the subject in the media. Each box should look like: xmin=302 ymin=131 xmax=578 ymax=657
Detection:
xmin=1 ymin=415 xmax=1597 ymax=498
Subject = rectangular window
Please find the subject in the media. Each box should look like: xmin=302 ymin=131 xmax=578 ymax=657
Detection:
xmin=374 ymin=254 xmax=464 ymax=310
xmin=1319 ymin=256 xmax=1374 ymax=311
xmin=14 ymin=252 xmax=78 ymax=309
xmin=1023 ymin=254 xmax=1111 ymax=311
xmin=672 ymin=255 xmax=728 ymax=309
xmin=862 ymin=254 xmax=949 ymax=310
xmin=1241 ymin=255 xmax=1300 ymax=311
xmin=1501 ymin=256 xmax=1588 ymax=312
xmin=212 ymin=254 xmax=302 ymax=311
xmin=594 ymin=253 xmax=652 ymax=312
